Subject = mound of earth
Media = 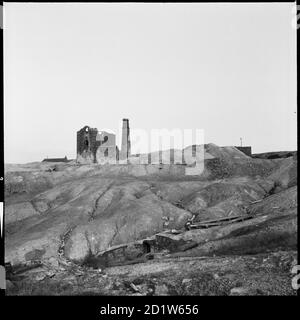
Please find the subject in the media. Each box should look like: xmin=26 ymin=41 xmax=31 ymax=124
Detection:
xmin=253 ymin=151 xmax=297 ymax=159
xmin=267 ymin=156 xmax=297 ymax=190
xmin=5 ymin=144 xmax=287 ymax=198
xmin=130 ymin=143 xmax=249 ymax=165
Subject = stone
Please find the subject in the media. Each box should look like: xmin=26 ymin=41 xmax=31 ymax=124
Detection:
xmin=155 ymin=284 xmax=169 ymax=296
xmin=134 ymin=283 xmax=151 ymax=295
xmin=230 ymin=287 xmax=249 ymax=295
xmin=182 ymin=278 xmax=192 ymax=285
xmin=130 ymin=283 xmax=140 ymax=293
xmin=46 ymin=270 xmax=56 ymax=278
xmin=34 ymin=273 xmax=47 ymax=281
xmin=63 ymin=275 xmax=77 ymax=283
xmin=47 ymin=257 xmax=59 ymax=268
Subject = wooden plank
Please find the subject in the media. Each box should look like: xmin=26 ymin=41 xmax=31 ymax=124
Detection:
xmin=188 ymin=214 xmax=254 ymax=230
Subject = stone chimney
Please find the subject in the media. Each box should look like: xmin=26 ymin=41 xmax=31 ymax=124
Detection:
xmin=120 ymin=118 xmax=131 ymax=161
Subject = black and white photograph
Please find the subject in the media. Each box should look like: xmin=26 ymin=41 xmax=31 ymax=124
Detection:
xmin=1 ymin=2 xmax=298 ymax=300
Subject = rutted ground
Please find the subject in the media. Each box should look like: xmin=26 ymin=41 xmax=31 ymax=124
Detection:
xmin=4 ymin=145 xmax=297 ymax=295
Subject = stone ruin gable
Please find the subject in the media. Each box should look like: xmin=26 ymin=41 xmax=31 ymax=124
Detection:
xmin=77 ymin=126 xmax=101 ymax=163
xmin=77 ymin=126 xmax=118 ymax=164
xmin=96 ymin=131 xmax=119 ymax=164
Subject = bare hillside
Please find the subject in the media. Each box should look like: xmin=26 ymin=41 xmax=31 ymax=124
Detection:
xmin=5 ymin=145 xmax=297 ymax=295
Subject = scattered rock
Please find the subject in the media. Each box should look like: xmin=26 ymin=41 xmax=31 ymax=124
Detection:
xmin=34 ymin=273 xmax=47 ymax=281
xmin=45 ymin=270 xmax=56 ymax=278
xmin=130 ymin=283 xmax=140 ymax=293
xmin=63 ymin=275 xmax=77 ymax=282
xmin=182 ymin=278 xmax=192 ymax=285
xmin=133 ymin=283 xmax=151 ymax=295
xmin=230 ymin=287 xmax=249 ymax=296
xmin=47 ymin=257 xmax=59 ymax=269
xmin=6 ymin=280 xmax=15 ymax=290
xmin=155 ymin=284 xmax=169 ymax=296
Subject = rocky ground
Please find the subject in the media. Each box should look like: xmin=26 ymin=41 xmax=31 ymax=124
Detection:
xmin=4 ymin=144 xmax=298 ymax=295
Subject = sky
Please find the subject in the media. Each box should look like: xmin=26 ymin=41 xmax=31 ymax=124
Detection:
xmin=4 ymin=3 xmax=297 ymax=163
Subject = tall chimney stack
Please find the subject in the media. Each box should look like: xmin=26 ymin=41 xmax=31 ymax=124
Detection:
xmin=120 ymin=118 xmax=131 ymax=161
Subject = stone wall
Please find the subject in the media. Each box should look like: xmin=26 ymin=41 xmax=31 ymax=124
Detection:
xmin=77 ymin=126 xmax=101 ymax=163
xmin=77 ymin=126 xmax=119 ymax=164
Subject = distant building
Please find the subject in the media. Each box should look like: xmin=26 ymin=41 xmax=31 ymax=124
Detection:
xmin=42 ymin=156 xmax=69 ymax=163
xmin=76 ymin=121 xmax=130 ymax=164
xmin=76 ymin=125 xmax=103 ymax=164
xmin=235 ymin=146 xmax=252 ymax=157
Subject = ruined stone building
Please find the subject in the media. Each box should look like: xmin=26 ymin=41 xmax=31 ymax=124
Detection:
xmin=235 ymin=146 xmax=252 ymax=157
xmin=77 ymin=119 xmax=131 ymax=164
xmin=77 ymin=119 xmax=252 ymax=164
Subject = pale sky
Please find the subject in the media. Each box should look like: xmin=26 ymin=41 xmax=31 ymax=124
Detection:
xmin=4 ymin=3 xmax=297 ymax=163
